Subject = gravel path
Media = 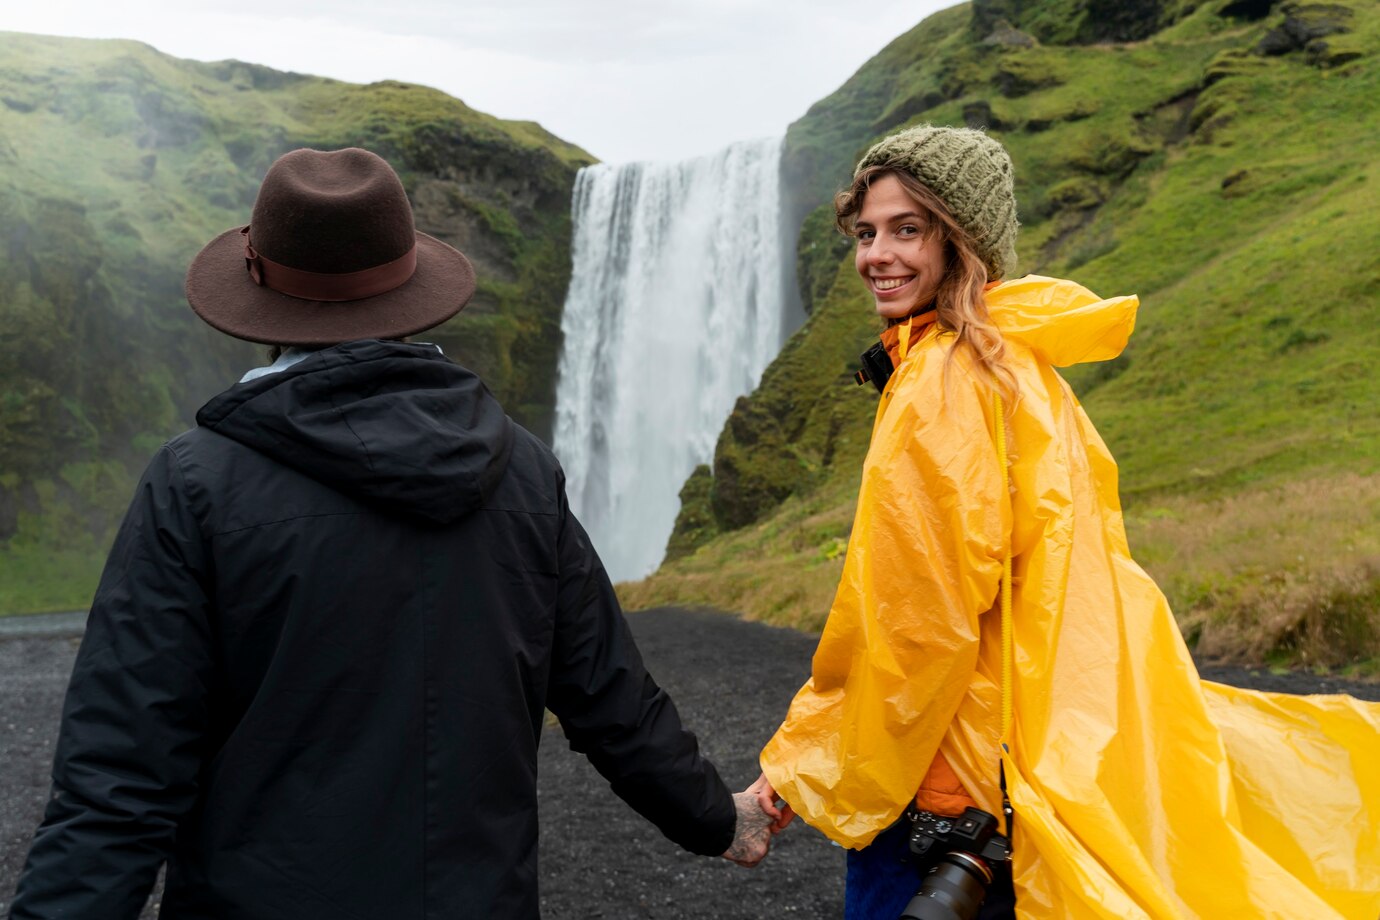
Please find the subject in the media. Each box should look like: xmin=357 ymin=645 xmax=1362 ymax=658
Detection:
xmin=1 ymin=606 xmax=1376 ymax=918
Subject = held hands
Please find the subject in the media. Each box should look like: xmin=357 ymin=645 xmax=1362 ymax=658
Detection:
xmin=748 ymin=772 xmax=795 ymax=834
xmin=721 ymin=774 xmax=797 ymax=868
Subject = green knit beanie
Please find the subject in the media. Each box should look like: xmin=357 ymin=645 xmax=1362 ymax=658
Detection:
xmin=855 ymin=125 xmax=1019 ymax=280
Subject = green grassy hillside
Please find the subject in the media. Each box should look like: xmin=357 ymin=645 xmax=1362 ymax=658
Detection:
xmin=629 ymin=0 xmax=1380 ymax=671
xmin=0 ymin=32 xmax=593 ymax=614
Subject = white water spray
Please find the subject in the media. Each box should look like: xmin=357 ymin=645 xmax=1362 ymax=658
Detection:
xmin=553 ymin=137 xmax=790 ymax=582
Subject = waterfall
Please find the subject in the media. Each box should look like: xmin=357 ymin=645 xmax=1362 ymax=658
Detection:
xmin=552 ymin=137 xmax=789 ymax=582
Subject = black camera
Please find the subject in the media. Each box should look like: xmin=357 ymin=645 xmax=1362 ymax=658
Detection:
xmin=899 ymin=807 xmax=1011 ymax=920
xmin=854 ymin=341 xmax=895 ymax=393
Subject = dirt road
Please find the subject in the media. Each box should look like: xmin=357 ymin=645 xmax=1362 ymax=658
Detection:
xmin=2 ymin=607 xmax=1375 ymax=918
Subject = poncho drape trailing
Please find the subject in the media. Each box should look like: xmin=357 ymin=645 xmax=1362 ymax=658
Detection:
xmin=760 ymin=275 xmax=1380 ymax=919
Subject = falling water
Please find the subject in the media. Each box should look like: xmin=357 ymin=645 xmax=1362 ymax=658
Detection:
xmin=553 ymin=137 xmax=790 ymax=582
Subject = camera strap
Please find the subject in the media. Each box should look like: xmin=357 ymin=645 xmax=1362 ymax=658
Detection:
xmin=994 ymin=392 xmax=1016 ymax=842
xmin=1000 ymin=761 xmax=1014 ymax=841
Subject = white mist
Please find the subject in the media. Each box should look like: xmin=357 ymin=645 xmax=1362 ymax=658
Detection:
xmin=553 ymin=137 xmax=789 ymax=582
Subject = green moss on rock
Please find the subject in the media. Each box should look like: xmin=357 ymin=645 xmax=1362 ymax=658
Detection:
xmin=664 ymin=465 xmax=719 ymax=562
xmin=795 ymin=203 xmax=853 ymax=314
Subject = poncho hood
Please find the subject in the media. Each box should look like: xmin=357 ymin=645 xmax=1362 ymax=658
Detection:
xmin=986 ymin=274 xmax=1138 ymax=367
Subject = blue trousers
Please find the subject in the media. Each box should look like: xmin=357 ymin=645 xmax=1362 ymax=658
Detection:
xmin=844 ymin=819 xmax=1016 ymax=920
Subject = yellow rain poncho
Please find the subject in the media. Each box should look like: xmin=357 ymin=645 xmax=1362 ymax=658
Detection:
xmin=760 ymin=275 xmax=1380 ymax=918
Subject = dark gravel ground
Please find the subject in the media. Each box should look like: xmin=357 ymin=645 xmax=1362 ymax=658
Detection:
xmin=2 ymin=606 xmax=1377 ymax=919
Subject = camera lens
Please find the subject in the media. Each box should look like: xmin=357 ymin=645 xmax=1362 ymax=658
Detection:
xmin=898 ymin=852 xmax=992 ymax=920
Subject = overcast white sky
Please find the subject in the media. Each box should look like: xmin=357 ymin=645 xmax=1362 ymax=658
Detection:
xmin=5 ymin=1 xmax=957 ymax=164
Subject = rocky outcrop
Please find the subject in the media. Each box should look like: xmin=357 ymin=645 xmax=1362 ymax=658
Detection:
xmin=982 ymin=20 xmax=1038 ymax=48
xmin=1256 ymin=2 xmax=1361 ymax=66
xmin=973 ymin=0 xmax=1172 ymax=45
xmin=1219 ymin=0 xmax=1280 ymax=19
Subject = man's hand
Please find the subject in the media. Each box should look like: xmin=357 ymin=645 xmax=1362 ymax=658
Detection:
xmin=721 ymin=791 xmax=774 ymax=867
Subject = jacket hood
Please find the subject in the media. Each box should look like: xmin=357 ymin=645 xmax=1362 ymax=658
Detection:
xmin=196 ymin=340 xmax=514 ymax=524
xmin=986 ymin=274 xmax=1139 ymax=367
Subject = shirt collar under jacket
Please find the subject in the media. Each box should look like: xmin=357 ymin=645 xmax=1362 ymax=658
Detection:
xmin=239 ymin=342 xmax=444 ymax=383
xmin=239 ymin=347 xmax=314 ymax=383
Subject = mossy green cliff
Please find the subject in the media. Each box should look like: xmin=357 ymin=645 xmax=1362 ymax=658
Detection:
xmin=641 ymin=0 xmax=1380 ymax=669
xmin=0 ymin=32 xmax=593 ymax=613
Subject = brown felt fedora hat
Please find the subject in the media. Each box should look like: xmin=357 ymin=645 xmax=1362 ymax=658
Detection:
xmin=185 ymin=147 xmax=475 ymax=345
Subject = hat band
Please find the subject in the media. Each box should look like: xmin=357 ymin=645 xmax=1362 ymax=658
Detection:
xmin=241 ymin=227 xmax=417 ymax=302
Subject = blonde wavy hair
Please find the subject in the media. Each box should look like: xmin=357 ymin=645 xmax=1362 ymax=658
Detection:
xmin=835 ymin=165 xmax=1018 ymax=406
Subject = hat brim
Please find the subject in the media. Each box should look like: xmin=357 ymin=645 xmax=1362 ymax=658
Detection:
xmin=185 ymin=228 xmax=476 ymax=345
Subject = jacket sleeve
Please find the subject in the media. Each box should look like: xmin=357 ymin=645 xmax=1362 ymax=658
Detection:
xmin=759 ymin=355 xmax=1009 ymax=849
xmin=11 ymin=445 xmax=215 ymax=920
xmin=545 ymin=479 xmax=736 ymax=857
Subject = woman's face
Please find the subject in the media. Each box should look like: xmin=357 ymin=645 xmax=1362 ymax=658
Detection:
xmin=854 ymin=174 xmax=946 ymax=321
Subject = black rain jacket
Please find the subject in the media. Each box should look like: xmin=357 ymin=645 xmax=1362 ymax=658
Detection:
xmin=11 ymin=340 xmax=735 ymax=919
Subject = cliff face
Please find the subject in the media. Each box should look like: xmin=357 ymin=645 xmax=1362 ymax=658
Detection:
xmin=648 ymin=0 xmax=1380 ymax=666
xmin=0 ymin=33 xmax=593 ymax=612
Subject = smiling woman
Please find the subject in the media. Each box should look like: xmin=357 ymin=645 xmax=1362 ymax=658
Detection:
xmin=749 ymin=124 xmax=1380 ymax=920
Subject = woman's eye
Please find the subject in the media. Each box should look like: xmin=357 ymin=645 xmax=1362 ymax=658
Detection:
xmin=857 ymin=229 xmax=875 ymax=242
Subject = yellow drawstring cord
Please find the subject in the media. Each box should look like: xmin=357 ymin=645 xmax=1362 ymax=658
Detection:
xmin=993 ymin=392 xmax=1013 ymax=740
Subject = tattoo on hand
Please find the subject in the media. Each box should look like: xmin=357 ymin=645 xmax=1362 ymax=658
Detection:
xmin=723 ymin=791 xmax=774 ymax=866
